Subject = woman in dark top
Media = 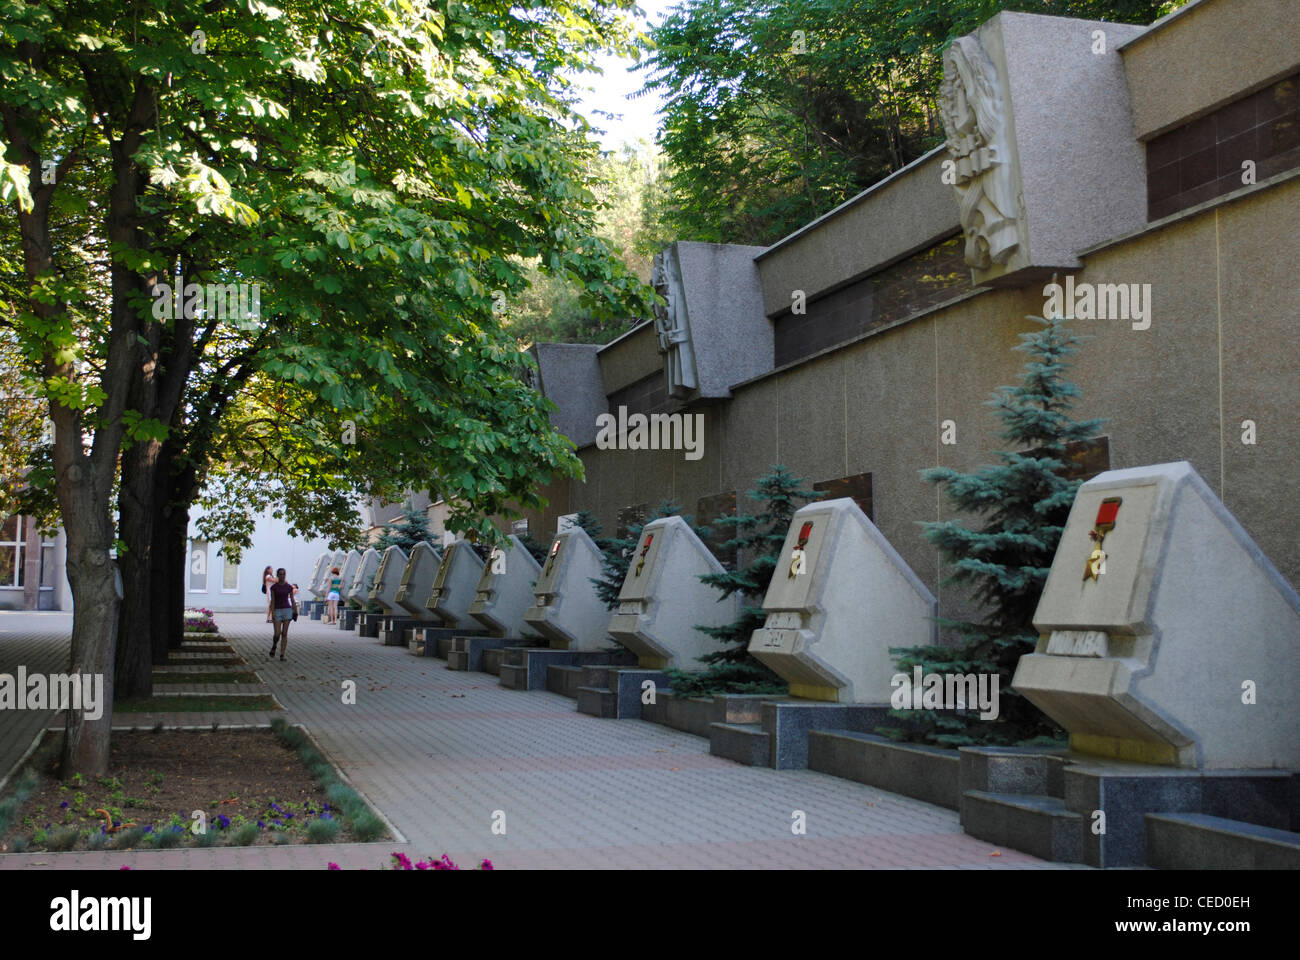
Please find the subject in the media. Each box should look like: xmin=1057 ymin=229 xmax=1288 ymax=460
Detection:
xmin=268 ymin=567 xmax=297 ymax=661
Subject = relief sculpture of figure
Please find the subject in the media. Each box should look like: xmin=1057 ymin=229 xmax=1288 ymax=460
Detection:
xmin=940 ymin=35 xmax=1020 ymax=270
xmin=651 ymin=247 xmax=698 ymax=399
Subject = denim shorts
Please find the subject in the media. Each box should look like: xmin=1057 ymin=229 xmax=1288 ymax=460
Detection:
xmin=273 ymin=607 xmax=294 ymax=622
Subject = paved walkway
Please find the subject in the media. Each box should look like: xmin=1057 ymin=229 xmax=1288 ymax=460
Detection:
xmin=0 ymin=611 xmax=1082 ymax=870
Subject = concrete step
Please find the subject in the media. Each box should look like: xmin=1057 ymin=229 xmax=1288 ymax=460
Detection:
xmin=547 ymin=664 xmax=586 ymax=699
xmin=481 ymin=648 xmax=505 ymax=676
xmin=1146 ymin=812 xmax=1300 ymax=869
xmin=808 ymin=730 xmax=960 ymax=811
xmin=576 ymin=686 xmax=616 ymax=718
xmin=709 ymin=722 xmax=771 ymax=767
xmin=961 ymin=790 xmax=1085 ymax=863
xmin=499 ymin=662 xmax=528 ymax=690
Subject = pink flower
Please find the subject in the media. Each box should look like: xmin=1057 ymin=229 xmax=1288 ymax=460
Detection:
xmin=392 ymin=852 xmax=413 ymax=870
xmin=479 ymin=859 xmax=494 ymax=871
xmin=328 ymin=862 xmax=340 ymax=870
xmin=119 ymin=866 xmax=131 ymax=871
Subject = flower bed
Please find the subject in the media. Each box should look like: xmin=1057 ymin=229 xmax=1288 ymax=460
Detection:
xmin=0 ymin=725 xmax=388 ymax=852
xmin=183 ymin=607 xmax=219 ymax=633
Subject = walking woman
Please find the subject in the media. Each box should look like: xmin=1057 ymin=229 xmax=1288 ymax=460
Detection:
xmin=268 ymin=568 xmax=297 ymax=661
xmin=262 ymin=565 xmax=276 ymax=622
xmin=325 ymin=565 xmax=342 ymax=624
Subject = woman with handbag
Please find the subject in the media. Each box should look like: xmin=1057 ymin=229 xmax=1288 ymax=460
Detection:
xmin=268 ymin=568 xmax=297 ymax=661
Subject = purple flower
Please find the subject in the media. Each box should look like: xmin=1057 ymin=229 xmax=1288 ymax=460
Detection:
xmin=480 ymin=859 xmax=494 ymax=871
xmin=143 ymin=826 xmax=153 ymax=834
xmin=257 ymin=821 xmax=265 ymax=828
xmin=60 ymin=801 xmax=69 ymax=809
xmin=322 ymin=804 xmax=330 ymax=812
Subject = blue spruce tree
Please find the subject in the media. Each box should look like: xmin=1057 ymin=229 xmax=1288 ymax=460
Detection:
xmin=885 ymin=314 xmax=1105 ymax=746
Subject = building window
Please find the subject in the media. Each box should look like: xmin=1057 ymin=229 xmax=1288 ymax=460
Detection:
xmin=221 ymin=542 xmax=240 ymax=592
xmin=813 ymin=472 xmax=874 ymax=521
xmin=188 ymin=539 xmax=209 ymax=592
xmin=0 ymin=515 xmax=23 ymax=588
xmin=39 ymin=544 xmax=55 ymax=588
xmin=773 ymin=235 xmax=968 ymax=368
xmin=1146 ymin=73 xmax=1299 ymax=220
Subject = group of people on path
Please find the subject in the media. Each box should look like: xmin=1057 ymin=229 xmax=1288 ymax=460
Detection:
xmin=260 ymin=561 xmax=345 ymax=659
xmin=261 ymin=566 xmax=299 ymax=660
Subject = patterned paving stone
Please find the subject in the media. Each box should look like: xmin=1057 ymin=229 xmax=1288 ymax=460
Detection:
xmin=0 ymin=611 xmax=1088 ymax=870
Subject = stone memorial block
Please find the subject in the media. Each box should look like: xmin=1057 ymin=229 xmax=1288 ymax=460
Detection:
xmin=307 ymin=553 xmax=330 ymax=598
xmin=395 ymin=542 xmax=442 ymax=619
xmin=607 ymin=516 xmax=739 ymax=669
xmin=344 ymin=548 xmax=380 ymax=608
xmin=469 ymin=535 xmax=541 ymax=637
xmin=425 ymin=539 xmax=486 ymax=630
xmin=939 ymin=12 xmax=1146 ymax=286
xmin=336 ymin=550 xmax=362 ymax=603
xmin=1014 ymin=461 xmax=1300 ymax=770
xmin=524 ymin=526 xmax=612 ymax=651
xmin=748 ymin=497 xmax=937 ymax=703
xmin=368 ymin=545 xmax=408 ymax=614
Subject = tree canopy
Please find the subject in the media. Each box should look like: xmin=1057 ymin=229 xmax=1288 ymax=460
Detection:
xmin=640 ymin=0 xmax=1178 ymax=246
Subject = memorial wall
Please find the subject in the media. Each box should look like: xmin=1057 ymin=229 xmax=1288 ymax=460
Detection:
xmin=515 ymin=1 xmax=1300 ymax=624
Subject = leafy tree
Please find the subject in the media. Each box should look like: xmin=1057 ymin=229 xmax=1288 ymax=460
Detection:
xmin=505 ymin=141 xmax=668 ymax=346
xmin=666 ymin=465 xmax=817 ymax=695
xmin=641 ymin=0 xmax=1177 ymax=246
xmin=881 ymin=314 xmax=1105 ymax=747
xmin=1 ymin=0 xmax=654 ymax=774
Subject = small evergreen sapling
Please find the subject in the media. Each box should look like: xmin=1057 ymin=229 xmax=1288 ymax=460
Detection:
xmin=883 ymin=314 xmax=1105 ymax=747
xmin=667 ymin=465 xmax=817 ymax=695
xmin=374 ymin=507 xmax=436 ymax=553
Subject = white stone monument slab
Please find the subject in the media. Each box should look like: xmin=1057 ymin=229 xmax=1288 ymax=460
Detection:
xmin=524 ymin=526 xmax=611 ymax=651
xmin=425 ymin=539 xmax=486 ymax=629
xmin=307 ymin=553 xmax=330 ymax=598
xmin=336 ymin=550 xmax=362 ymax=605
xmin=748 ymin=497 xmax=937 ymax=703
xmin=469 ymin=535 xmax=541 ymax=637
xmin=607 ymin=516 xmax=739 ymax=669
xmin=345 ymin=548 xmax=380 ymax=608
xmin=1014 ymin=461 xmax=1300 ymax=769
xmin=395 ymin=542 xmax=441 ymax=619
xmin=369 ymin=545 xmax=408 ymax=614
